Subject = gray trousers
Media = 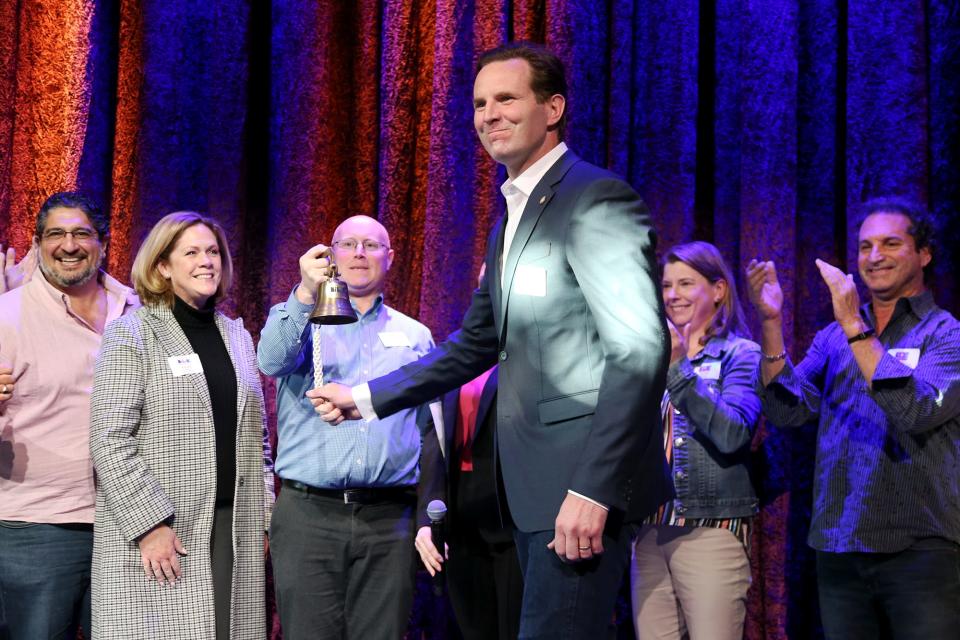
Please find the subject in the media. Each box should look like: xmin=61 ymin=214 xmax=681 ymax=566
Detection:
xmin=270 ymin=486 xmax=417 ymax=640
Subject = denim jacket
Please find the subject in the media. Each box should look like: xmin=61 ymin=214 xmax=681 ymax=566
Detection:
xmin=666 ymin=334 xmax=761 ymax=519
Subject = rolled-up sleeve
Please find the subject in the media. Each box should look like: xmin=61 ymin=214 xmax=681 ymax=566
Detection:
xmin=759 ymin=328 xmax=830 ymax=428
xmin=870 ymin=327 xmax=960 ymax=435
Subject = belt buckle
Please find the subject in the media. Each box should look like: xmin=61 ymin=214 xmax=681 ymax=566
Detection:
xmin=343 ymin=489 xmax=359 ymax=505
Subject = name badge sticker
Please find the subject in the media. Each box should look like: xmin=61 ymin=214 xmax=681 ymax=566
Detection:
xmin=693 ymin=360 xmax=721 ymax=381
xmin=887 ymin=348 xmax=920 ymax=370
xmin=513 ymin=265 xmax=547 ymax=297
xmin=168 ymin=353 xmax=204 ymax=377
xmin=379 ymin=332 xmax=412 ymax=348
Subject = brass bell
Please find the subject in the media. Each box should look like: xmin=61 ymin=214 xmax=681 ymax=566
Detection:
xmin=308 ymin=249 xmax=358 ymax=325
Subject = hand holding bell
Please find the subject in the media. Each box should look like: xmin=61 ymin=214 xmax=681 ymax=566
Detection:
xmin=307 ymin=248 xmax=357 ymax=325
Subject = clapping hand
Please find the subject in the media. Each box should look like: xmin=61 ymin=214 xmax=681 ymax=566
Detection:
xmin=0 ymin=245 xmax=37 ymax=294
xmin=745 ymin=259 xmax=783 ymax=321
xmin=814 ymin=259 xmax=863 ymax=334
xmin=666 ymin=318 xmax=691 ymax=365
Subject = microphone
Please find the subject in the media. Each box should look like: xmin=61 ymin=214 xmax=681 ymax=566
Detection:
xmin=426 ymin=499 xmax=447 ymax=596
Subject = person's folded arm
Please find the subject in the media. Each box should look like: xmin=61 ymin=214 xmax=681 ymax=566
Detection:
xmin=668 ymin=340 xmax=761 ymax=454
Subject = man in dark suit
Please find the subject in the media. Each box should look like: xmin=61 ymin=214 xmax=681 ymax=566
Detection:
xmin=416 ymin=366 xmax=523 ymax=640
xmin=310 ymin=42 xmax=671 ymax=638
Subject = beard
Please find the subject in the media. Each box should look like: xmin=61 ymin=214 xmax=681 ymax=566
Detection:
xmin=39 ymin=250 xmax=104 ymax=289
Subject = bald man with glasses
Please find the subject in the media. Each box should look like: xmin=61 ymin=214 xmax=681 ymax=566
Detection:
xmin=258 ymin=215 xmax=442 ymax=640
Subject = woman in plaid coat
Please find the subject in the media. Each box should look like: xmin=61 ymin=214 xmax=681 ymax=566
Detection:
xmin=90 ymin=212 xmax=273 ymax=639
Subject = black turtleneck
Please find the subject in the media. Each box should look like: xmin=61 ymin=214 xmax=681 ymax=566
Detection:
xmin=172 ymin=296 xmax=237 ymax=507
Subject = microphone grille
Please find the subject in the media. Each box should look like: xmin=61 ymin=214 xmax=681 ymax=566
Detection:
xmin=426 ymin=499 xmax=447 ymax=521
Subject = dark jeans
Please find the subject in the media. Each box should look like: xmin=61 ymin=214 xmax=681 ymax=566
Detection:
xmin=816 ymin=541 xmax=960 ymax=640
xmin=0 ymin=520 xmax=92 ymax=640
xmin=270 ymin=485 xmax=417 ymax=640
xmin=514 ymin=521 xmax=634 ymax=640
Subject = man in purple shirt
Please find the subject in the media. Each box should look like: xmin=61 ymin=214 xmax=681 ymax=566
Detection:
xmin=0 ymin=192 xmax=137 ymax=639
xmin=746 ymin=198 xmax=960 ymax=639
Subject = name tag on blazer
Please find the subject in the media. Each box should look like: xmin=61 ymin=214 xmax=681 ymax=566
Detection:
xmin=513 ymin=265 xmax=546 ymax=297
xmin=168 ymin=353 xmax=203 ymax=376
xmin=379 ymin=331 xmax=412 ymax=348
xmin=887 ymin=348 xmax=920 ymax=370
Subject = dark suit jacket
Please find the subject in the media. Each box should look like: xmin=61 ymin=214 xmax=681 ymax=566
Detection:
xmin=373 ymin=151 xmax=673 ymax=532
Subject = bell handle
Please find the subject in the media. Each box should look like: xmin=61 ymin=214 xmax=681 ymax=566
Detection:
xmin=318 ymin=246 xmax=340 ymax=279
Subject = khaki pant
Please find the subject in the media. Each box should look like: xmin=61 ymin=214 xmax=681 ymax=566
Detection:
xmin=630 ymin=524 xmax=751 ymax=640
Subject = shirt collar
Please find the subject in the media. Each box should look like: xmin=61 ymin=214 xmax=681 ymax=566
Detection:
xmin=690 ymin=334 xmax=731 ymax=361
xmin=500 ymin=142 xmax=569 ymax=199
xmin=862 ymin=289 xmax=937 ymax=326
xmin=353 ymin=293 xmax=385 ymax=319
xmin=33 ymin=269 xmax=137 ymax=313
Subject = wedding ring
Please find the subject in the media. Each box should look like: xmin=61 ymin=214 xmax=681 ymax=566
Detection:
xmin=578 ymin=545 xmax=590 ymax=550
xmin=1 ymin=384 xmax=7 ymax=394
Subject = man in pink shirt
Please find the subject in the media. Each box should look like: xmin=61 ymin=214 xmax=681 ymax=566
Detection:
xmin=0 ymin=192 xmax=138 ymax=639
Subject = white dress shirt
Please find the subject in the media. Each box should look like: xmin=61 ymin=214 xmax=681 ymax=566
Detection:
xmin=499 ymin=142 xmax=568 ymax=284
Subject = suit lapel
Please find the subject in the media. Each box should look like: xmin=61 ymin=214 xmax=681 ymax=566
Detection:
xmin=215 ymin=313 xmax=248 ymax=434
xmin=498 ymin=151 xmax=578 ymax=339
xmin=487 ymin=215 xmax=506 ymax=336
xmin=144 ymin=305 xmax=213 ymax=415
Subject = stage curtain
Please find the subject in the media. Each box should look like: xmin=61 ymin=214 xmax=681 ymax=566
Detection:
xmin=1 ymin=1 xmax=957 ymax=638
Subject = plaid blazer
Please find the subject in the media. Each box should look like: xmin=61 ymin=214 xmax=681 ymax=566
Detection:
xmin=90 ymin=304 xmax=273 ymax=639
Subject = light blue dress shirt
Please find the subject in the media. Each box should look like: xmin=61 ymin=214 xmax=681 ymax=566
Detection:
xmin=258 ymin=289 xmax=435 ymax=489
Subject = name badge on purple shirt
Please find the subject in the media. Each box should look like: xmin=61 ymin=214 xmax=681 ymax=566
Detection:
xmin=887 ymin=348 xmax=920 ymax=370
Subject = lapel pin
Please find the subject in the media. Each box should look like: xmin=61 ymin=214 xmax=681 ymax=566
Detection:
xmin=539 ymin=195 xmax=547 ymax=205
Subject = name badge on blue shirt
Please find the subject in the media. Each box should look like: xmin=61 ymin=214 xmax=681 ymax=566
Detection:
xmin=379 ymin=331 xmax=412 ymax=348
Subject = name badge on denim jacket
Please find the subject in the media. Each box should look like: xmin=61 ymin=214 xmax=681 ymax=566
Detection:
xmin=693 ymin=359 xmax=721 ymax=381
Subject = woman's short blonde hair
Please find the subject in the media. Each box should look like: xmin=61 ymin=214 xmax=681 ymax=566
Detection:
xmin=131 ymin=212 xmax=234 ymax=308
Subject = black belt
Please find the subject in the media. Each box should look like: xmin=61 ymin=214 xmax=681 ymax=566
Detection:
xmin=281 ymin=479 xmax=416 ymax=505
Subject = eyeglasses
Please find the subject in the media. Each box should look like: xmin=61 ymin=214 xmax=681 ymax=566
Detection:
xmin=41 ymin=228 xmax=98 ymax=243
xmin=332 ymin=239 xmax=389 ymax=253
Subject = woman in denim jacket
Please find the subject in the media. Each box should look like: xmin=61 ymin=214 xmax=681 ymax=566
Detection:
xmin=631 ymin=241 xmax=761 ymax=640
